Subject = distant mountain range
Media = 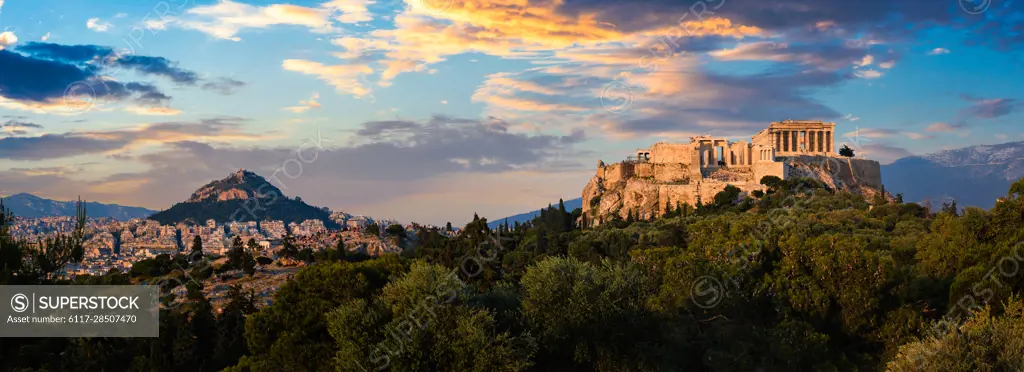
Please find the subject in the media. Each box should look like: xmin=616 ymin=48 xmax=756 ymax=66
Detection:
xmin=488 ymin=198 xmax=583 ymax=228
xmin=0 ymin=193 xmax=157 ymax=220
xmin=148 ymin=169 xmax=340 ymax=229
xmin=882 ymin=141 xmax=1024 ymax=209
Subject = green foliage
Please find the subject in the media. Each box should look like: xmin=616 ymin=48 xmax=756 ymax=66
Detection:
xmin=366 ymin=223 xmax=381 ymax=236
xmin=839 ymin=144 xmax=855 ymax=157
xmin=9 ymin=178 xmax=1024 ymax=372
xmin=385 ymin=223 xmax=405 ymax=237
xmin=149 ymin=197 xmax=340 ymax=229
xmin=241 ymin=257 xmax=404 ymax=371
xmin=713 ymin=184 xmax=742 ymax=207
xmin=888 ymin=297 xmax=1024 ymax=371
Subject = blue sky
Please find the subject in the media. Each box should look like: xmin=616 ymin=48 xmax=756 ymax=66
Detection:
xmin=0 ymin=0 xmax=1022 ymax=225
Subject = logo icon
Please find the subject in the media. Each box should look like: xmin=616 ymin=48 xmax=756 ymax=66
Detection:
xmin=690 ymin=276 xmax=725 ymax=309
xmin=11 ymin=293 xmax=29 ymax=313
xmin=959 ymin=0 xmax=991 ymax=14
xmin=600 ymin=80 xmax=633 ymax=114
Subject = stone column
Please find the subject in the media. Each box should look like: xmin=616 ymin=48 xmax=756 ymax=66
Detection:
xmin=826 ymin=131 xmax=832 ymax=153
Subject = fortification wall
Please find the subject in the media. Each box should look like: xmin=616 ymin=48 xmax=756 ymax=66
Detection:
xmin=652 ymin=163 xmax=692 ymax=183
xmin=657 ymin=184 xmax=699 ymax=214
xmin=753 ymin=161 xmax=788 ymax=182
xmin=635 ymin=163 xmax=654 ymax=178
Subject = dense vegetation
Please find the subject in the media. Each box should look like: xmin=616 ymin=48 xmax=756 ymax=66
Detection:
xmin=148 ymin=197 xmax=340 ymax=229
xmin=3 ymin=178 xmax=1024 ymax=371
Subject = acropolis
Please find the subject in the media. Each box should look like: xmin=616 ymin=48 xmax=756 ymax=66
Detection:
xmin=581 ymin=120 xmax=884 ymax=226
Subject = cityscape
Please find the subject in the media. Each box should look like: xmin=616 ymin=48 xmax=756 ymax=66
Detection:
xmin=1 ymin=0 xmax=1023 ymax=370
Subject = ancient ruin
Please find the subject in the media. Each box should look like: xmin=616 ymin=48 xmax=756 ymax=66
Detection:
xmin=582 ymin=120 xmax=885 ymax=226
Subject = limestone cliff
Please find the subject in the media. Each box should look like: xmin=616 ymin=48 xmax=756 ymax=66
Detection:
xmin=581 ymin=156 xmax=886 ymax=226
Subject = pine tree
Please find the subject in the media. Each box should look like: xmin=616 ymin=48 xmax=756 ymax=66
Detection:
xmin=190 ymin=234 xmax=203 ymax=264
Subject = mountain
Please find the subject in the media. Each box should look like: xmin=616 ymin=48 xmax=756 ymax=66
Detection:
xmin=148 ymin=169 xmax=340 ymax=228
xmin=488 ymin=198 xmax=583 ymax=228
xmin=882 ymin=141 xmax=1024 ymax=209
xmin=0 ymin=193 xmax=156 ymax=220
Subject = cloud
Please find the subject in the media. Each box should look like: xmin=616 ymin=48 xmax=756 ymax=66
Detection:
xmin=0 ymin=119 xmax=43 ymax=136
xmin=905 ymin=132 xmax=935 ymax=140
xmin=282 ymin=59 xmax=373 ymax=97
xmin=200 ymin=77 xmax=247 ymax=95
xmin=0 ymin=115 xmax=591 ymax=224
xmin=842 ymin=114 xmax=860 ymax=121
xmin=124 ymin=106 xmax=182 ymax=116
xmin=928 ymin=47 xmax=950 ymax=55
xmin=842 ymin=128 xmax=899 ymax=139
xmin=0 ymin=48 xmax=170 ymax=109
xmin=284 ymin=92 xmax=322 ymax=113
xmin=0 ymin=42 xmax=245 ymax=112
xmin=854 ymin=69 xmax=883 ymax=79
xmin=859 ymin=143 xmax=912 ymax=164
xmin=161 ymin=0 xmax=375 ymax=41
xmin=710 ymin=41 xmax=868 ymax=70
xmin=0 ymin=117 xmax=269 ymax=160
xmin=86 ymin=18 xmax=112 ymax=32
xmin=925 ymin=122 xmax=967 ymax=132
xmin=18 ymin=43 xmax=199 ymax=84
xmin=0 ymin=31 xmax=16 ymax=50
xmin=960 ymin=95 xmax=1021 ymax=119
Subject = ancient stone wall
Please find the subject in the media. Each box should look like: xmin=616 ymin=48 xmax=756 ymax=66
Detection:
xmin=650 ymin=142 xmax=694 ymax=165
xmin=652 ymin=163 xmax=691 ymax=183
xmin=753 ymin=161 xmax=788 ymax=183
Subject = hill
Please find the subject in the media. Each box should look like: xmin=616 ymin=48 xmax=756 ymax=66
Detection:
xmin=488 ymin=198 xmax=582 ymax=228
xmin=148 ymin=169 xmax=340 ymax=228
xmin=882 ymin=141 xmax=1024 ymax=209
xmin=0 ymin=193 xmax=156 ymax=220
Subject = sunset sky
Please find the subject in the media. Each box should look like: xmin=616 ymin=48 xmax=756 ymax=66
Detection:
xmin=0 ymin=0 xmax=1022 ymax=224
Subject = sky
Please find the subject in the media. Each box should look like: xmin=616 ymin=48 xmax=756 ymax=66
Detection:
xmin=0 ymin=0 xmax=1022 ymax=225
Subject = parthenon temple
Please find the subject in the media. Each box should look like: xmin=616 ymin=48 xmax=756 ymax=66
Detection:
xmin=583 ymin=120 xmax=885 ymax=226
xmin=629 ymin=120 xmax=837 ymax=181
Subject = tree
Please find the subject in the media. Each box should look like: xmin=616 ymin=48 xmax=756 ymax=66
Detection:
xmin=190 ymin=235 xmax=204 ymax=261
xmin=385 ymin=224 xmax=405 ymax=237
xmin=888 ymin=298 xmax=1024 ymax=371
xmin=214 ymin=285 xmax=257 ymax=370
xmin=365 ymin=223 xmax=380 ymax=236
xmin=839 ymin=144 xmax=855 ymax=157
xmin=227 ymin=236 xmax=245 ymax=270
xmin=760 ymin=175 xmax=784 ymax=192
xmin=713 ymin=184 xmax=741 ymax=207
xmin=941 ymin=199 xmax=959 ymax=216
xmin=327 ymin=262 xmax=537 ymax=371
xmin=279 ymin=231 xmax=298 ymax=258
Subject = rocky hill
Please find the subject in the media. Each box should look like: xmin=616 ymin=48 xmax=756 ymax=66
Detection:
xmin=148 ymin=169 xmax=340 ymax=228
xmin=882 ymin=141 xmax=1024 ymax=209
xmin=0 ymin=193 xmax=156 ymax=220
xmin=582 ymin=155 xmax=885 ymax=226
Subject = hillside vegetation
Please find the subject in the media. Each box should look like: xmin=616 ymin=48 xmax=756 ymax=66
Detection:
xmin=2 ymin=178 xmax=1024 ymax=371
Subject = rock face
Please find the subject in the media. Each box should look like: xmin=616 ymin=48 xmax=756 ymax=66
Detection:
xmin=187 ymin=169 xmax=282 ymax=203
xmin=581 ymin=155 xmax=886 ymax=226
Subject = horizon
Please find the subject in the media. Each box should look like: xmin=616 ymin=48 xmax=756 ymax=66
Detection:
xmin=1 ymin=0 xmax=1023 ymax=225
